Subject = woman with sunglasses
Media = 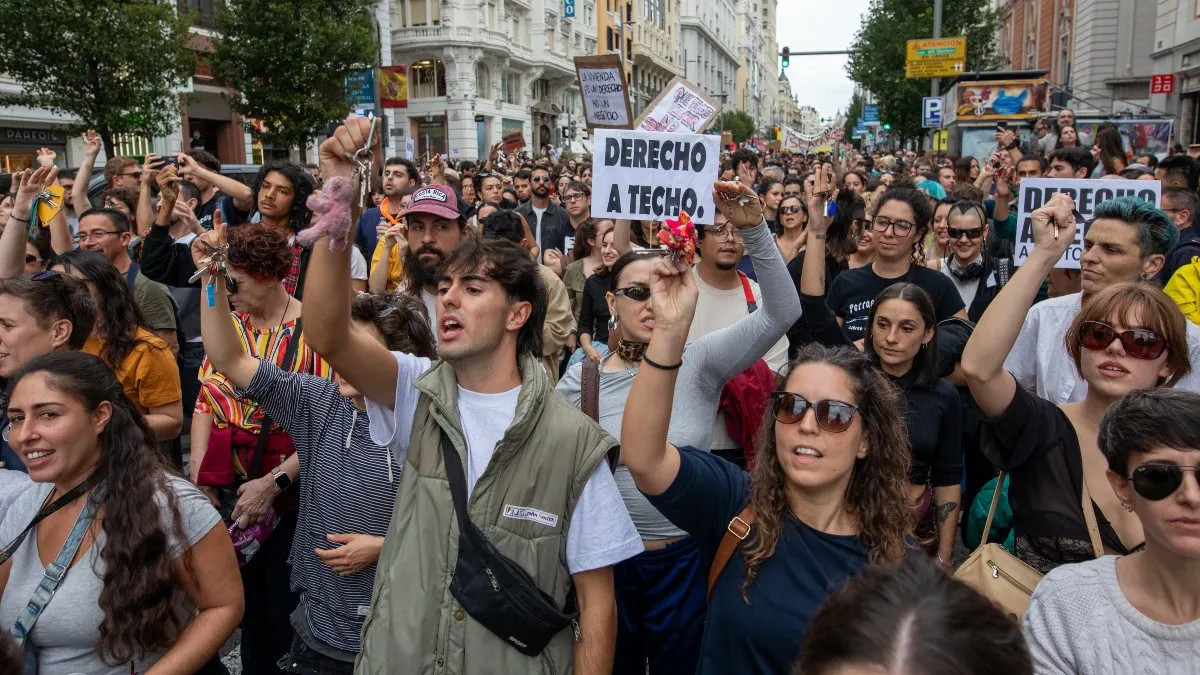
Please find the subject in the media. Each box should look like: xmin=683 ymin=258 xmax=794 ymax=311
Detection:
xmin=962 ymin=192 xmax=1192 ymax=575
xmin=199 ymin=216 xmax=438 ymax=670
xmin=556 ymin=180 xmax=803 ymax=675
xmin=775 ymin=194 xmax=808 ymax=262
xmin=797 ymin=176 xmax=963 ymax=567
xmin=1022 ymin=388 xmax=1200 ymax=673
xmin=940 ymin=200 xmax=1015 ymax=321
xmin=826 ymin=187 xmax=967 ymax=341
xmin=617 ymin=261 xmax=911 ymax=674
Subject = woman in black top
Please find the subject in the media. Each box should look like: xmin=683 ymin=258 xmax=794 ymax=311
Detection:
xmin=798 ymin=176 xmax=962 ymax=565
xmin=961 ymin=193 xmax=1192 ymax=574
xmin=576 ymin=228 xmax=617 ymax=363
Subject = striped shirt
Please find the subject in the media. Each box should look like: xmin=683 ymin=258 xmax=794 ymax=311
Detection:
xmin=195 ymin=313 xmax=330 ymax=433
xmin=243 ymin=361 xmax=397 ymax=654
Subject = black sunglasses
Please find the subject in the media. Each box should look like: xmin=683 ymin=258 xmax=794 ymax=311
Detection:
xmin=613 ymin=286 xmax=651 ymax=302
xmin=225 ymin=276 xmax=240 ymax=294
xmin=1078 ymin=321 xmax=1166 ymax=360
xmin=779 ymin=205 xmax=805 ymax=214
xmin=25 ymin=255 xmax=42 ymax=265
xmin=1129 ymin=464 xmax=1199 ymax=501
xmin=947 ymin=226 xmax=984 ymax=241
xmin=770 ymin=392 xmax=859 ymax=433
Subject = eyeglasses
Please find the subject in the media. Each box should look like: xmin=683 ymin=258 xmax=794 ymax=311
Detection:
xmin=118 ymin=171 xmax=142 ymax=179
xmin=871 ymin=216 xmax=916 ymax=236
xmin=25 ymin=255 xmax=42 ymax=265
xmin=770 ymin=392 xmax=859 ymax=433
xmin=531 ymin=176 xmax=551 ymax=183
xmin=563 ymin=193 xmax=587 ymax=203
xmin=851 ymin=217 xmax=871 ymax=231
xmin=74 ymin=230 xmax=121 ymax=243
xmin=1078 ymin=321 xmax=1166 ymax=360
xmin=779 ymin=205 xmax=804 ymax=215
xmin=707 ymin=224 xmax=744 ymax=241
xmin=225 ymin=276 xmax=241 ymax=294
xmin=947 ymin=226 xmax=984 ymax=241
xmin=1129 ymin=464 xmax=1200 ymax=501
xmin=613 ymin=286 xmax=651 ymax=302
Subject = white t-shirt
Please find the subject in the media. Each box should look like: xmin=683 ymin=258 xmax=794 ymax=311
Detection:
xmin=350 ymin=246 xmax=369 ymax=282
xmin=533 ymin=206 xmax=547 ymax=263
xmin=366 ymin=352 xmax=642 ymax=574
xmin=0 ymin=468 xmax=31 ymax=521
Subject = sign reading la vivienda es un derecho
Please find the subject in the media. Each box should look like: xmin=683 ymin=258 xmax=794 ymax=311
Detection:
xmin=1015 ymin=178 xmax=1162 ymax=269
xmin=574 ymin=55 xmax=634 ymax=130
xmin=591 ymin=128 xmax=719 ymax=225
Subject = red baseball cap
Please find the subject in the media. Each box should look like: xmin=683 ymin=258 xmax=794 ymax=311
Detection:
xmin=404 ymin=185 xmax=460 ymax=220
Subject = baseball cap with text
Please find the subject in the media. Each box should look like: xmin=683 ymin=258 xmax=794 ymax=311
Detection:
xmin=404 ymin=184 xmax=460 ymax=220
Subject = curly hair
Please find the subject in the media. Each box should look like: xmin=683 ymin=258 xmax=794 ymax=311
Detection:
xmin=54 ymin=250 xmax=147 ymax=370
xmin=252 ymin=161 xmax=316 ymax=233
xmin=7 ymin=352 xmax=196 ymax=665
xmin=742 ymin=344 xmax=913 ymax=595
xmin=227 ymin=222 xmax=294 ymax=281
xmin=875 ymin=186 xmax=933 ymax=265
xmin=351 ymin=292 xmax=437 ymax=358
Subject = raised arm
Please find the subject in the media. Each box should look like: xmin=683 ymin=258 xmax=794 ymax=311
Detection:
xmin=961 ymin=193 xmax=1078 ymax=417
xmin=198 ymin=211 xmax=261 ymax=390
xmin=176 ymin=153 xmax=252 ymax=212
xmin=72 ymin=129 xmax=101 ymax=215
xmin=305 ymin=116 xmax=399 ymax=408
xmin=612 ymin=218 xmax=633 ymax=256
xmin=799 ymin=171 xmax=853 ymax=348
xmin=368 ymin=227 xmax=404 ymax=295
xmin=136 ymin=153 xmax=161 ymax=237
xmin=0 ymin=166 xmax=57 ymax=278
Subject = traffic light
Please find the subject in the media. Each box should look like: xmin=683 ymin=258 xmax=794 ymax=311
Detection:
xmin=782 ymin=47 xmax=790 ymax=69
xmin=883 ymin=123 xmax=891 ymax=130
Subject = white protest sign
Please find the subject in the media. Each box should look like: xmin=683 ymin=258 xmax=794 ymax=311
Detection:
xmin=574 ymin=54 xmax=634 ymax=130
xmin=1015 ymin=178 xmax=1162 ymax=269
xmin=404 ymin=138 xmax=415 ymax=160
xmin=635 ymin=76 xmax=721 ymax=134
xmin=591 ymin=128 xmax=719 ymax=225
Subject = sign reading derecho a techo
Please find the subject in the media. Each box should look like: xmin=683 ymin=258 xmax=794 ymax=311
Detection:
xmin=591 ymin=128 xmax=719 ymax=225
xmin=1015 ymin=178 xmax=1162 ymax=269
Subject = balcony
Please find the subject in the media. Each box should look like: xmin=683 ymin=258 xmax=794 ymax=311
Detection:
xmin=179 ymin=0 xmax=221 ymax=29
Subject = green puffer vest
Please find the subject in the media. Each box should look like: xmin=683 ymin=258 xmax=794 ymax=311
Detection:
xmin=355 ymin=355 xmax=616 ymax=675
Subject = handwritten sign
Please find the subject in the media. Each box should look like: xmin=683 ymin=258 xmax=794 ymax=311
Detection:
xmin=574 ymin=55 xmax=633 ymax=130
xmin=635 ymin=76 xmax=720 ymax=134
xmin=502 ymin=130 xmax=526 ymax=153
xmin=1015 ymin=178 xmax=1162 ymax=269
xmin=591 ymin=129 xmax=719 ymax=225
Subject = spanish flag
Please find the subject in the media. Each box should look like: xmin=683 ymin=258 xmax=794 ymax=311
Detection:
xmin=380 ymin=66 xmax=408 ymax=109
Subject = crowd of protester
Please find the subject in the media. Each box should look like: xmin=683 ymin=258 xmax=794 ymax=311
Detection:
xmin=0 ymin=106 xmax=1199 ymax=675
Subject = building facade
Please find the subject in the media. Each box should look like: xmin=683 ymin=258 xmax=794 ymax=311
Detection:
xmin=630 ymin=0 xmax=683 ymax=116
xmin=1151 ymin=0 xmax=1200 ymax=146
xmin=679 ymin=0 xmax=740 ymax=109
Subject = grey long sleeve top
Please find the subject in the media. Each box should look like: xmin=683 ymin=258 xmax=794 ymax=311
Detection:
xmin=558 ymin=220 xmax=802 ymax=538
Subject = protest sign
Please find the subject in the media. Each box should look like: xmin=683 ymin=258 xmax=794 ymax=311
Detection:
xmin=502 ymin=129 xmax=526 ymax=153
xmin=635 ymin=76 xmax=721 ymax=134
xmin=574 ymin=54 xmax=634 ymax=130
xmin=591 ymin=128 xmax=719 ymax=225
xmin=1014 ymin=178 xmax=1161 ymax=269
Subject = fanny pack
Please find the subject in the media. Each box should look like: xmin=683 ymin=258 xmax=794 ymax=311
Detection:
xmin=440 ymin=432 xmax=579 ymax=656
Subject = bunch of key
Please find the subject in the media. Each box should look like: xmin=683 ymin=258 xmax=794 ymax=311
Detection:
xmin=189 ymin=244 xmax=232 ymax=307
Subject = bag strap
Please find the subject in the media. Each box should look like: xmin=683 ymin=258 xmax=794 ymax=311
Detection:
xmin=1080 ymin=474 xmax=1105 ymax=559
xmin=125 ymin=262 xmax=140 ymax=293
xmin=707 ymin=505 xmax=755 ymax=601
xmin=440 ymin=430 xmax=474 ymax=534
xmin=0 ymin=478 xmax=94 ymax=565
xmin=980 ymin=472 xmax=1006 ymax=544
xmin=8 ymin=492 xmax=96 ymax=646
xmin=581 ymin=359 xmax=600 ymax=422
xmin=250 ymin=318 xmax=303 ymax=479
xmin=737 ymin=272 xmax=757 ymax=313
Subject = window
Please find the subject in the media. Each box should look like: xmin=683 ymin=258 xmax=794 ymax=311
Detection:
xmin=411 ymin=59 xmax=446 ymax=98
xmin=487 ymin=1 xmax=497 ymax=29
xmin=405 ymin=0 xmax=441 ymax=26
xmin=502 ymin=72 xmax=522 ymax=105
xmin=475 ymin=63 xmax=490 ymax=97
xmin=179 ymin=0 xmax=219 ymax=29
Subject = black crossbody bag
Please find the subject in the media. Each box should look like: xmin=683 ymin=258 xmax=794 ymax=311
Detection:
xmin=439 ymin=432 xmax=578 ymax=656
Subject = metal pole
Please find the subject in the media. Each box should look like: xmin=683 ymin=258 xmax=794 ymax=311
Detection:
xmin=931 ymin=0 xmax=943 ymax=98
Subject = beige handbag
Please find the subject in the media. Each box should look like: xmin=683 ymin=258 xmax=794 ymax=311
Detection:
xmin=954 ymin=472 xmax=1104 ymax=621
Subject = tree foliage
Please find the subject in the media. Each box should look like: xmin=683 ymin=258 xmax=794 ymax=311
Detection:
xmin=715 ymin=111 xmax=757 ymax=144
xmin=846 ymin=0 xmax=1003 ymax=143
xmin=212 ymin=0 xmax=378 ymax=150
xmin=843 ymin=91 xmax=865 ymax=146
xmin=0 ymin=0 xmax=196 ymax=158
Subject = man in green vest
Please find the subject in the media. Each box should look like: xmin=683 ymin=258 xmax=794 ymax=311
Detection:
xmin=304 ymin=117 xmax=642 ymax=674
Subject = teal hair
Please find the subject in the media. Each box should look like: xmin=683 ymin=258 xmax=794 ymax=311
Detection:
xmin=1093 ymin=196 xmax=1178 ymax=257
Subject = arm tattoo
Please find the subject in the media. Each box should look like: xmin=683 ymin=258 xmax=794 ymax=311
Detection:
xmin=936 ymin=501 xmax=959 ymax=525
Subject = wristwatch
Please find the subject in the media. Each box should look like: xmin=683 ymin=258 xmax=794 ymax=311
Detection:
xmin=270 ymin=466 xmax=293 ymax=492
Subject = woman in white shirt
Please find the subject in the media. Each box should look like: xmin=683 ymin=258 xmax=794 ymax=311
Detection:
xmin=1023 ymin=387 xmax=1200 ymax=675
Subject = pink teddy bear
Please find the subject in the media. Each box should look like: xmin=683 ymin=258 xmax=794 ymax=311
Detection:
xmin=297 ymin=175 xmax=355 ymax=252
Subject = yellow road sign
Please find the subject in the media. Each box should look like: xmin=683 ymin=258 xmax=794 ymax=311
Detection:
xmin=906 ymin=37 xmax=967 ymax=79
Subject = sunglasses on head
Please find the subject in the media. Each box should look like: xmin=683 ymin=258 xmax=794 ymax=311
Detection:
xmin=947 ymin=226 xmax=984 ymax=241
xmin=1078 ymin=321 xmax=1166 ymax=360
xmin=613 ymin=286 xmax=651 ymax=302
xmin=770 ymin=392 xmax=859 ymax=433
xmin=1129 ymin=464 xmax=1199 ymax=501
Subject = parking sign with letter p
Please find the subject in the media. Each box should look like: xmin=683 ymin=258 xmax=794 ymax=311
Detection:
xmin=922 ymin=97 xmax=943 ymax=129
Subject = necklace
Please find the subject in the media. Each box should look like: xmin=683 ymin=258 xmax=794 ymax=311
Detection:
xmin=276 ymin=295 xmax=292 ymax=330
xmin=615 ymin=339 xmax=648 ymax=362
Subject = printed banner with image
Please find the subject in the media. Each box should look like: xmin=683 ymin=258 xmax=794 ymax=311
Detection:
xmin=635 ymin=76 xmax=720 ymax=134
xmin=1014 ymin=178 xmax=1161 ymax=269
xmin=591 ymin=128 xmax=719 ymax=225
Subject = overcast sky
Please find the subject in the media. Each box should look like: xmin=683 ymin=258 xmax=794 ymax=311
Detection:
xmin=776 ymin=0 xmax=871 ymax=121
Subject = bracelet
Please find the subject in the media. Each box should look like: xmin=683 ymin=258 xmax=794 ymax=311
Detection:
xmin=812 ymin=233 xmax=826 ymax=240
xmin=7 ymin=214 xmax=30 ymax=224
xmin=642 ymin=352 xmax=682 ymax=371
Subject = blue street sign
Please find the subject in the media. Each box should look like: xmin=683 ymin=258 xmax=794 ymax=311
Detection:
xmin=346 ymin=68 xmax=375 ymax=107
xmin=922 ymin=97 xmax=943 ymax=129
xmin=564 ymin=0 xmax=576 ymax=18
xmin=863 ymin=104 xmax=879 ymax=124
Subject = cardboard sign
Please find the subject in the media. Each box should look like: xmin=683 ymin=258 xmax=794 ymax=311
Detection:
xmin=635 ymin=77 xmax=721 ymax=134
xmin=574 ymin=54 xmax=634 ymax=130
xmin=502 ymin=130 xmax=526 ymax=153
xmin=1014 ymin=178 xmax=1161 ymax=269
xmin=591 ymin=129 xmax=719 ymax=225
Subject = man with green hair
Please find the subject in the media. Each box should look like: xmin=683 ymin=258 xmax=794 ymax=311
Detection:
xmin=1004 ymin=195 xmax=1200 ymax=402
